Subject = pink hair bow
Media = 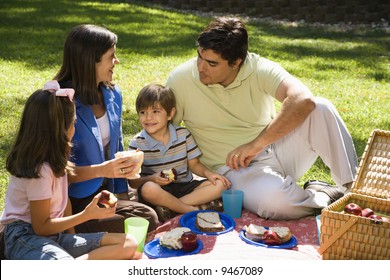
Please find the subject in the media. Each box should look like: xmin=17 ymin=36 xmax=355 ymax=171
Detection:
xmin=43 ymin=80 xmax=75 ymax=101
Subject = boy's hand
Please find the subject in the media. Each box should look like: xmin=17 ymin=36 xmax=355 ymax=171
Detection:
xmin=152 ymin=172 xmax=172 ymax=186
xmin=204 ymin=170 xmax=231 ymax=188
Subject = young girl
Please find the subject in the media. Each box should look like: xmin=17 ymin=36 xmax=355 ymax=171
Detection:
xmin=128 ymin=84 xmax=231 ymax=222
xmin=0 ymin=81 xmax=138 ymax=260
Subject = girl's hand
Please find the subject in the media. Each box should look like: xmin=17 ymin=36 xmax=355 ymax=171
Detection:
xmin=84 ymin=193 xmax=116 ymax=219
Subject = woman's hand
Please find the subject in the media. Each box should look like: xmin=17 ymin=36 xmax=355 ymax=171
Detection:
xmin=68 ymin=155 xmax=140 ymax=183
xmin=103 ymin=156 xmax=138 ymax=178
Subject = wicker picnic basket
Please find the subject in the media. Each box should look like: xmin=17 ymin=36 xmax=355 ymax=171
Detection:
xmin=318 ymin=129 xmax=390 ymax=260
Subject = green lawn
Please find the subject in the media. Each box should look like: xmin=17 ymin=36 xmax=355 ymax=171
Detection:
xmin=0 ymin=0 xmax=389 ymax=212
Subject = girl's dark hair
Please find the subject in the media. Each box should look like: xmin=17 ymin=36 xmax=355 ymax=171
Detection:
xmin=54 ymin=24 xmax=117 ymax=105
xmin=135 ymin=84 xmax=176 ymax=116
xmin=6 ymin=89 xmax=75 ymax=178
xmin=197 ymin=17 xmax=248 ymax=66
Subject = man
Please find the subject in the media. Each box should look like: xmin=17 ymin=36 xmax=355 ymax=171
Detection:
xmin=166 ymin=17 xmax=358 ymax=220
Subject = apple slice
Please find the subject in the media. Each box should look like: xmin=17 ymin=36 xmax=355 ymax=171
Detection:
xmin=98 ymin=190 xmax=118 ymax=208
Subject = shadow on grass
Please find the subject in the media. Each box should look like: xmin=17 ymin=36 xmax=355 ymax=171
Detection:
xmin=0 ymin=0 xmax=388 ymax=156
xmin=248 ymin=23 xmax=389 ymax=82
xmin=0 ymin=0 xmax=206 ymax=69
xmin=0 ymin=0 xmax=388 ymax=83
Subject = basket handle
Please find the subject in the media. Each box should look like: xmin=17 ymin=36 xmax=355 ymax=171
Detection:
xmin=317 ymin=216 xmax=359 ymax=255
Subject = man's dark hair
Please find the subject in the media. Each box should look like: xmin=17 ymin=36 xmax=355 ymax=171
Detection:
xmin=197 ymin=17 xmax=248 ymax=66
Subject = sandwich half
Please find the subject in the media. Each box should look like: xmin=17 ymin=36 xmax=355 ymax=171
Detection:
xmin=269 ymin=226 xmax=292 ymax=243
xmin=159 ymin=227 xmax=191 ymax=249
xmin=243 ymin=224 xmax=267 ymax=242
xmin=244 ymin=224 xmax=292 ymax=243
xmin=196 ymin=212 xmax=225 ymax=232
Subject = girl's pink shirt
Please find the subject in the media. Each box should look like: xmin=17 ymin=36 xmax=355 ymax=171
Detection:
xmin=0 ymin=163 xmax=68 ymax=225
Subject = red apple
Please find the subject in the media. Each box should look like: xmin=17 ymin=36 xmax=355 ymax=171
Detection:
xmin=362 ymin=208 xmax=374 ymax=217
xmin=161 ymin=168 xmax=178 ymax=181
xmin=261 ymin=230 xmax=282 ymax=246
xmin=382 ymin=217 xmax=390 ymax=223
xmin=344 ymin=203 xmax=362 ymax=216
xmin=98 ymin=190 xmax=118 ymax=208
xmin=180 ymin=231 xmax=198 ymax=252
xmin=368 ymin=214 xmax=383 ymax=222
xmin=172 ymin=168 xmax=178 ymax=180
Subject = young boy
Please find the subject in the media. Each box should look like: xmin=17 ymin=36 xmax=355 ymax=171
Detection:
xmin=128 ymin=84 xmax=231 ymax=222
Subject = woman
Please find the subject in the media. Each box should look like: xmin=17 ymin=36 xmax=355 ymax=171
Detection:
xmin=54 ymin=24 xmax=158 ymax=233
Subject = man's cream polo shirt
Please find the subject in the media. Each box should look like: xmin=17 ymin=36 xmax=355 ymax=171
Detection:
xmin=167 ymin=52 xmax=290 ymax=171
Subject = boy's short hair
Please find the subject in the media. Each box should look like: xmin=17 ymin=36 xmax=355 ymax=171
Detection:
xmin=136 ymin=84 xmax=176 ymax=115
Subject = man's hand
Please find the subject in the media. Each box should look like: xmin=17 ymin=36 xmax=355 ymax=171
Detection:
xmin=226 ymin=142 xmax=264 ymax=170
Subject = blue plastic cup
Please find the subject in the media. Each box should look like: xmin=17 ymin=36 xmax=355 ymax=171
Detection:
xmin=222 ymin=189 xmax=244 ymax=218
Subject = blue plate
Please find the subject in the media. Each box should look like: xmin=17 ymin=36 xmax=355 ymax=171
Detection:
xmin=179 ymin=210 xmax=235 ymax=235
xmin=144 ymin=238 xmax=203 ymax=259
xmin=239 ymin=229 xmax=298 ymax=249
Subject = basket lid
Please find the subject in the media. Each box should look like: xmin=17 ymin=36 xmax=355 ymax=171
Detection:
xmin=351 ymin=129 xmax=390 ymax=199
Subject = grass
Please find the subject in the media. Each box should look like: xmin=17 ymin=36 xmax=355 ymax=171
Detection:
xmin=0 ymin=0 xmax=389 ymax=212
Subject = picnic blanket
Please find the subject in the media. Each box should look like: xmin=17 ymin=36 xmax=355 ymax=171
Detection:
xmin=144 ymin=209 xmax=322 ymax=260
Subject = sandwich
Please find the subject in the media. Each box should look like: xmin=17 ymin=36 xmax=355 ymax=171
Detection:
xmin=195 ymin=212 xmax=225 ymax=232
xmin=159 ymin=227 xmax=191 ymax=249
xmin=244 ymin=224 xmax=292 ymax=244
xmin=269 ymin=226 xmax=292 ymax=243
xmin=243 ymin=224 xmax=267 ymax=242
